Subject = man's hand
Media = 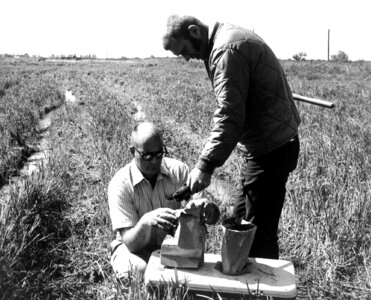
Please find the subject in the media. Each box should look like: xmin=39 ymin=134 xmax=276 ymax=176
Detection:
xmin=185 ymin=198 xmax=220 ymax=225
xmin=140 ymin=208 xmax=178 ymax=233
xmin=120 ymin=208 xmax=178 ymax=253
xmin=187 ymin=167 xmax=211 ymax=193
xmin=167 ymin=185 xmax=192 ymax=201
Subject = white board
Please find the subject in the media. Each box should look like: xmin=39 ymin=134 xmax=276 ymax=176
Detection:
xmin=145 ymin=250 xmax=297 ymax=299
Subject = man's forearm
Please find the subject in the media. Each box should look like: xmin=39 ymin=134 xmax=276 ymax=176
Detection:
xmin=117 ymin=220 xmax=152 ymax=253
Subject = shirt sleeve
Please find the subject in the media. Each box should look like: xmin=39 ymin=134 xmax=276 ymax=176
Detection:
xmin=196 ymin=48 xmax=249 ymax=174
xmin=178 ymin=161 xmax=189 ymax=187
xmin=107 ymin=171 xmax=139 ymax=231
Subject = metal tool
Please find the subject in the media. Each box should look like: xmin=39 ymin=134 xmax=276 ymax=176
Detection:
xmin=167 ymin=185 xmax=192 ymax=201
xmin=168 ymin=185 xmax=221 ymax=225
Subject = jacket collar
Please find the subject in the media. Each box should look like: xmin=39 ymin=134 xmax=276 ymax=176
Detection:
xmin=204 ymin=22 xmax=220 ymax=78
xmin=205 ymin=22 xmax=220 ymax=60
xmin=131 ymin=158 xmax=170 ymax=186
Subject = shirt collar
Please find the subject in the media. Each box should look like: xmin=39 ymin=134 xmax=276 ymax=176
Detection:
xmin=130 ymin=158 xmax=171 ymax=186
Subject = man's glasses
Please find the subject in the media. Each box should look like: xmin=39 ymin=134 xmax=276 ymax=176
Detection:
xmin=134 ymin=146 xmax=168 ymax=161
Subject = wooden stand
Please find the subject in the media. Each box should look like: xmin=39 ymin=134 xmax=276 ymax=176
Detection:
xmin=145 ymin=250 xmax=297 ymax=299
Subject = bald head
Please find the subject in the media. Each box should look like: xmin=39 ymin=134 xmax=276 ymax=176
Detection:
xmin=131 ymin=121 xmax=163 ymax=149
xmin=130 ymin=122 xmax=165 ymax=179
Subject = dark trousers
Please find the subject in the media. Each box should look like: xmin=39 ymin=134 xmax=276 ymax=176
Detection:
xmin=232 ymin=136 xmax=300 ymax=259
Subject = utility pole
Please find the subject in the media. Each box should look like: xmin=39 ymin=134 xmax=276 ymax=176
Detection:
xmin=327 ymin=29 xmax=330 ymax=61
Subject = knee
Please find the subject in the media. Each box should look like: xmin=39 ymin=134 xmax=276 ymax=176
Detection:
xmin=111 ymin=244 xmax=148 ymax=278
xmin=131 ymin=258 xmax=148 ymax=273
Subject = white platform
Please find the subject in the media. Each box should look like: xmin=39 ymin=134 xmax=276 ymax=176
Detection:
xmin=145 ymin=250 xmax=297 ymax=299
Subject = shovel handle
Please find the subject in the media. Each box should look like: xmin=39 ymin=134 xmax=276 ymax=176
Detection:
xmin=293 ymin=93 xmax=335 ymax=108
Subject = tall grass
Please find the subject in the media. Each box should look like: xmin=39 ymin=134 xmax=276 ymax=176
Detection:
xmin=0 ymin=58 xmax=370 ymax=299
xmin=0 ymin=172 xmax=73 ymax=298
xmin=0 ymin=62 xmax=63 ymax=187
xmin=281 ymin=61 xmax=371 ymax=298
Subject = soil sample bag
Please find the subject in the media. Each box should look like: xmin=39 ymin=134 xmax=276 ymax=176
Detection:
xmin=218 ymin=217 xmax=257 ymax=275
xmin=160 ymin=207 xmax=206 ymax=268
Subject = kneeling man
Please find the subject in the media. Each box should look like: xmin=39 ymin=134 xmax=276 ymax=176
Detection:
xmin=108 ymin=121 xmax=216 ymax=280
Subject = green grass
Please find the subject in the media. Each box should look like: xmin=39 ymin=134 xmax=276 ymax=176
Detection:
xmin=0 ymin=61 xmax=64 ymax=186
xmin=0 ymin=57 xmax=370 ymax=299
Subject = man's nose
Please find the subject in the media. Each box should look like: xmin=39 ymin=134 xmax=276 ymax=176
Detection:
xmin=149 ymin=156 xmax=162 ymax=163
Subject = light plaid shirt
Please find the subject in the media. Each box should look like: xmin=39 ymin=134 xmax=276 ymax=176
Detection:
xmin=108 ymin=157 xmax=189 ymax=246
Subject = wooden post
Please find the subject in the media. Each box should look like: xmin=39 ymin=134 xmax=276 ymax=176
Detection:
xmin=328 ymin=29 xmax=330 ymax=61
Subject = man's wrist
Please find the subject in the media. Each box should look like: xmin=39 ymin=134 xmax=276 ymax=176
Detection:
xmin=196 ymin=157 xmax=215 ymax=174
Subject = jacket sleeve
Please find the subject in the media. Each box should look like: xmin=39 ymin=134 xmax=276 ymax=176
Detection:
xmin=196 ymin=48 xmax=250 ymax=174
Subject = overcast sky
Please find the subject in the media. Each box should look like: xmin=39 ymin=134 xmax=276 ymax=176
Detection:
xmin=1 ymin=0 xmax=370 ymax=60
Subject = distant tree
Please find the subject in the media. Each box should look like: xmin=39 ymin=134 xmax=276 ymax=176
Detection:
xmin=331 ymin=51 xmax=349 ymax=62
xmin=84 ymin=54 xmax=97 ymax=60
xmin=293 ymin=52 xmax=307 ymax=61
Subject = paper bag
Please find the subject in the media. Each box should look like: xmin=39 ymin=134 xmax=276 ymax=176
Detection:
xmin=160 ymin=207 xmax=206 ymax=268
xmin=218 ymin=218 xmax=257 ymax=275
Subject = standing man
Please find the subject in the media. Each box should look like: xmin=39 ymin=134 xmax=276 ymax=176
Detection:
xmin=162 ymin=15 xmax=300 ymax=259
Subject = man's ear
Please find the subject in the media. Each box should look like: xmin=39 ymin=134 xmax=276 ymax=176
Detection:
xmin=188 ymin=25 xmax=201 ymax=39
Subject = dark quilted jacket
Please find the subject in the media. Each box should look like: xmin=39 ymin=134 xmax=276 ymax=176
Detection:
xmin=196 ymin=23 xmax=301 ymax=174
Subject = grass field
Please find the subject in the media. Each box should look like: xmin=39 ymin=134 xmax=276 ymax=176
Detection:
xmin=0 ymin=57 xmax=370 ymax=299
